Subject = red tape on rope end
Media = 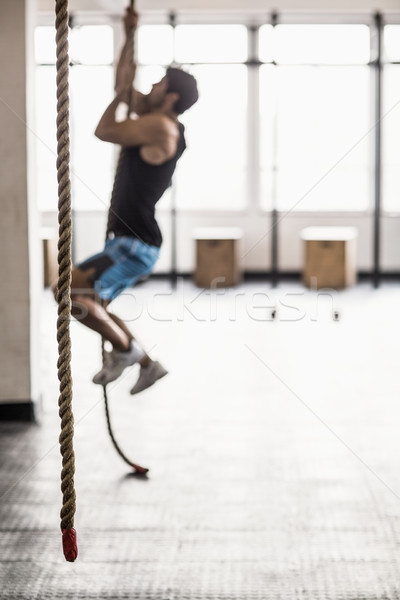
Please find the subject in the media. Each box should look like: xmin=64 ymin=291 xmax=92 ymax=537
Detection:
xmin=62 ymin=528 xmax=78 ymax=562
xmin=133 ymin=465 xmax=149 ymax=475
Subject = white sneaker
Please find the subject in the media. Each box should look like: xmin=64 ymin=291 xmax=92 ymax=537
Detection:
xmin=130 ymin=361 xmax=168 ymax=395
xmin=92 ymin=341 xmax=144 ymax=386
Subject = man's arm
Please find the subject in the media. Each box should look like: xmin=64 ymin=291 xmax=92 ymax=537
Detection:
xmin=114 ymin=9 xmax=150 ymax=116
xmin=115 ymin=41 xmax=136 ymax=97
xmin=94 ymin=93 xmax=178 ymax=164
xmin=98 ymin=8 xmax=178 ymax=163
xmin=131 ymin=90 xmax=151 ymax=116
xmin=114 ymin=7 xmax=137 ymax=90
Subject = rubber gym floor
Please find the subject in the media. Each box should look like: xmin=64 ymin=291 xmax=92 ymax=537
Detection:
xmin=1 ymin=280 xmax=400 ymax=599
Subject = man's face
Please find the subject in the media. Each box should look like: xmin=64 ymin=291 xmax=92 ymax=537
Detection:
xmin=148 ymin=76 xmax=168 ymax=108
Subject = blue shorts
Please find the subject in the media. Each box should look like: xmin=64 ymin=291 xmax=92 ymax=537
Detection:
xmin=76 ymin=236 xmax=160 ymax=301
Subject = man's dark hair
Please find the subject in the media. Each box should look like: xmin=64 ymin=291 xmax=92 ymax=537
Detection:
xmin=166 ymin=67 xmax=199 ymax=115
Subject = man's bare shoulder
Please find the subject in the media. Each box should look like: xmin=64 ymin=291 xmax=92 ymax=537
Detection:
xmin=138 ymin=115 xmax=180 ymax=165
xmin=138 ymin=113 xmax=179 ymax=138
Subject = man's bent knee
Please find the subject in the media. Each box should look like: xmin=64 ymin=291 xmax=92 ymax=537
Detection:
xmin=52 ymin=266 xmax=97 ymax=305
xmin=71 ymin=266 xmax=95 ymax=296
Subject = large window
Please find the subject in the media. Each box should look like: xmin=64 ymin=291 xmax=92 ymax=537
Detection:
xmin=137 ymin=24 xmax=248 ymax=211
xmin=137 ymin=22 xmax=373 ymax=213
xmin=382 ymin=25 xmax=400 ymax=213
xmin=177 ymin=63 xmax=247 ymax=211
xmin=175 ymin=25 xmax=248 ymax=211
xmin=259 ymin=24 xmax=371 ymax=212
xmin=35 ymin=25 xmax=114 ymax=212
xmin=35 ymin=15 xmax=400 ymax=222
xmin=137 ymin=25 xmax=174 ymax=65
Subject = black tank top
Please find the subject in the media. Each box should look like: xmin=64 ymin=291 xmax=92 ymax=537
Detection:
xmin=106 ymin=121 xmax=186 ymax=247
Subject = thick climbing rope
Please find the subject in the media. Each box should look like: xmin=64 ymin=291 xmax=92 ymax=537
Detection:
xmin=103 ymin=385 xmax=148 ymax=474
xmin=102 ymin=0 xmax=149 ymax=476
xmin=54 ymin=0 xmax=147 ymax=562
xmin=54 ymin=0 xmax=78 ymax=562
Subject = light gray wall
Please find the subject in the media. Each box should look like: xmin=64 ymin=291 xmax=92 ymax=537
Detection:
xmin=37 ymin=0 xmax=400 ymax=11
xmin=137 ymin=0 xmax=400 ymax=9
xmin=0 ymin=0 xmax=40 ymax=409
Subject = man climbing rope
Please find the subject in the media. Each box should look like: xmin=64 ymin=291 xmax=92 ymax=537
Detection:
xmin=67 ymin=7 xmax=199 ymax=394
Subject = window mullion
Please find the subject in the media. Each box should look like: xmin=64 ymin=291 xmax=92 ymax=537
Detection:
xmin=247 ymin=25 xmax=260 ymax=215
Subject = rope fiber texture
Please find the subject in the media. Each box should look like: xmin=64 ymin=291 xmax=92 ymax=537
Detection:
xmin=103 ymin=385 xmax=149 ymax=475
xmin=55 ymin=0 xmax=78 ymax=562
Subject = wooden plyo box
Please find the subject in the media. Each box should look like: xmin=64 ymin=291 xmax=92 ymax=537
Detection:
xmin=301 ymin=226 xmax=358 ymax=290
xmin=41 ymin=228 xmax=58 ymax=288
xmin=193 ymin=228 xmax=243 ymax=288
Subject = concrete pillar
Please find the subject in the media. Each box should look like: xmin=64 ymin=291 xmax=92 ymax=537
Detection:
xmin=0 ymin=0 xmax=41 ymax=420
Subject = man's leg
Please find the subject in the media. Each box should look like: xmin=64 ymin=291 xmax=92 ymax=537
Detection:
xmin=59 ymin=241 xmax=167 ymax=391
xmin=69 ymin=267 xmax=131 ymax=352
xmin=60 ymin=266 xmax=144 ymax=385
xmin=106 ymin=312 xmax=151 ymax=367
xmin=102 ymin=298 xmax=169 ymax=393
xmin=104 ymin=302 xmax=167 ymax=393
